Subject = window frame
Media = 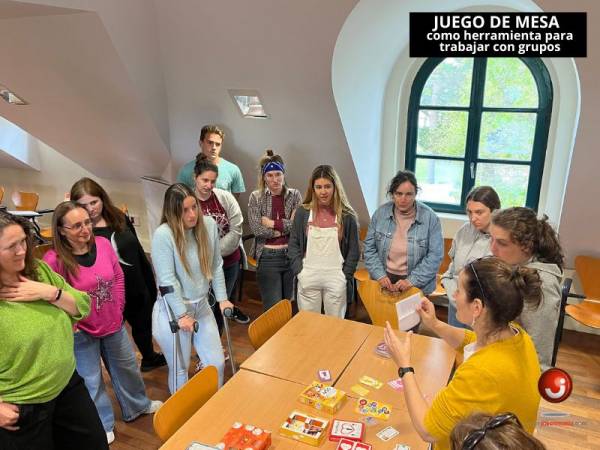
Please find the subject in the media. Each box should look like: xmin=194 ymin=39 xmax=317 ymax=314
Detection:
xmin=405 ymin=57 xmax=553 ymax=214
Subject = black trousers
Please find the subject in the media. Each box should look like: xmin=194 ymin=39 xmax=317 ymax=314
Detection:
xmin=123 ymin=290 xmax=155 ymax=360
xmin=0 ymin=371 xmax=108 ymax=450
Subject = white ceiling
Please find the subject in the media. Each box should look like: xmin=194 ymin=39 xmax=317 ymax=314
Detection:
xmin=0 ymin=0 xmax=368 ymax=217
xmin=0 ymin=0 xmax=170 ymax=180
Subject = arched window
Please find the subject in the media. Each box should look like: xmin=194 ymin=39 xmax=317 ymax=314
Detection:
xmin=405 ymin=58 xmax=552 ymax=213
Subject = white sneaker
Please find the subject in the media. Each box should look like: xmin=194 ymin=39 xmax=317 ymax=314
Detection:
xmin=106 ymin=431 xmax=115 ymax=445
xmin=144 ymin=400 xmax=163 ymax=414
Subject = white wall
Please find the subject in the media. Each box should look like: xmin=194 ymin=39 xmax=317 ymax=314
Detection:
xmin=0 ymin=143 xmax=150 ymax=249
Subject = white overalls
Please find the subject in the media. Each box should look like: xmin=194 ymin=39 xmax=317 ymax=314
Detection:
xmin=297 ymin=211 xmax=347 ymax=318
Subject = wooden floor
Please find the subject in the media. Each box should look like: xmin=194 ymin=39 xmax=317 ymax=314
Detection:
xmin=107 ymin=279 xmax=600 ymax=450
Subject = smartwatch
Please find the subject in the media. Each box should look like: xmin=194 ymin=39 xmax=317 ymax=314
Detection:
xmin=398 ymin=367 xmax=415 ymax=378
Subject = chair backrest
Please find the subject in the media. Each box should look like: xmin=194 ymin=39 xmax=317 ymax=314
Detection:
xmin=0 ymin=185 xmax=4 ymax=203
xmin=153 ymin=365 xmax=218 ymax=442
xmin=359 ymin=226 xmax=368 ymax=242
xmin=32 ymin=243 xmax=53 ymax=260
xmin=358 ymin=278 xmax=422 ymax=328
xmin=439 ymin=238 xmax=453 ymax=274
xmin=575 ymin=255 xmax=600 ymax=299
xmin=11 ymin=191 xmax=39 ymax=211
xmin=551 ymin=277 xmax=572 ymax=367
xmin=248 ymin=299 xmax=292 ymax=350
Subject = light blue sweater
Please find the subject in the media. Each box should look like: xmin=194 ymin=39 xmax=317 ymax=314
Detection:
xmin=151 ymin=217 xmax=227 ymax=318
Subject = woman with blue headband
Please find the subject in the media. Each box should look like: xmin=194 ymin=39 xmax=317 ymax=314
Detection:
xmin=248 ymin=150 xmax=302 ymax=311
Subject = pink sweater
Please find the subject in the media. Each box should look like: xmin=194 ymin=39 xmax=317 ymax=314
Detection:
xmin=44 ymin=237 xmax=125 ymax=337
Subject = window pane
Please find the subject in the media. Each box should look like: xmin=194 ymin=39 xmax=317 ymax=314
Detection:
xmin=479 ymin=112 xmax=536 ymax=161
xmin=475 ymin=163 xmax=529 ymax=207
xmin=421 ymin=58 xmax=473 ymax=107
xmin=415 ymin=158 xmax=463 ymax=205
xmin=484 ymin=59 xmax=538 ymax=108
xmin=417 ymin=110 xmax=468 ymax=157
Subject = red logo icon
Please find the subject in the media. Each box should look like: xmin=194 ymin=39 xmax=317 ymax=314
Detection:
xmin=538 ymin=368 xmax=573 ymax=403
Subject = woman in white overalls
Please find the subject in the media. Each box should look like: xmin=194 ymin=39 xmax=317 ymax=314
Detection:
xmin=288 ymin=165 xmax=359 ymax=318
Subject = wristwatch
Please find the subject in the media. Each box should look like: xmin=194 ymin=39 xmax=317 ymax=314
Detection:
xmin=398 ymin=367 xmax=415 ymax=378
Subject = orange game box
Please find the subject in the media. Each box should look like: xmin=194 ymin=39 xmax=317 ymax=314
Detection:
xmin=216 ymin=422 xmax=271 ymax=450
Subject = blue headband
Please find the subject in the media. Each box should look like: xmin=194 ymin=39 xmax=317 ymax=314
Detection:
xmin=262 ymin=161 xmax=285 ymax=175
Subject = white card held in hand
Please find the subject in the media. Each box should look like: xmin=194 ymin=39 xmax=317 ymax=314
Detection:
xmin=376 ymin=426 xmax=399 ymax=441
xmin=395 ymin=293 xmax=421 ymax=331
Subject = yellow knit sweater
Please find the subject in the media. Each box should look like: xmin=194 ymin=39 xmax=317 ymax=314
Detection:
xmin=424 ymin=323 xmax=541 ymax=450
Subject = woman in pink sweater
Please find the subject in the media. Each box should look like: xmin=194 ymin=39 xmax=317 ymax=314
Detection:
xmin=44 ymin=202 xmax=161 ymax=445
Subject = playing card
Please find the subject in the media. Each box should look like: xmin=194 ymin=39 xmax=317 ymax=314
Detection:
xmin=318 ymin=369 xmax=332 ymax=381
xmin=351 ymin=384 xmax=370 ymax=396
xmin=376 ymin=426 xmax=399 ymax=441
xmin=388 ymin=378 xmax=404 ymax=391
xmin=359 ymin=375 xmax=383 ymax=389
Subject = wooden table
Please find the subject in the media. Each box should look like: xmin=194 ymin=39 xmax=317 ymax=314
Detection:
xmin=335 ymin=327 xmax=455 ymax=409
xmin=161 ymin=369 xmax=431 ymax=449
xmin=241 ymin=310 xmax=373 ymax=385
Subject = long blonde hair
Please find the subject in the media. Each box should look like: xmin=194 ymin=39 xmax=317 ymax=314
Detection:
xmin=302 ymin=165 xmax=356 ymax=225
xmin=160 ymin=183 xmax=212 ymax=279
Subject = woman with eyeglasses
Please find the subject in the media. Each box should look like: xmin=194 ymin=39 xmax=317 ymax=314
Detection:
xmin=70 ymin=177 xmax=166 ymax=372
xmin=43 ymin=202 xmax=161 ymax=445
xmin=0 ymin=212 xmax=107 ymax=449
xmin=248 ymin=149 xmax=302 ymax=311
xmin=490 ymin=207 xmax=563 ymax=370
xmin=364 ymin=170 xmax=443 ymax=295
xmin=441 ymin=186 xmax=501 ymax=329
xmin=450 ymin=412 xmax=546 ymax=450
xmin=151 ymin=184 xmax=233 ymax=393
xmin=288 ymin=165 xmax=359 ymax=318
xmin=384 ymin=257 xmax=542 ymax=450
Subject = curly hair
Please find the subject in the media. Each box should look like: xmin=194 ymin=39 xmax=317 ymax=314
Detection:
xmin=491 ymin=207 xmax=564 ymax=270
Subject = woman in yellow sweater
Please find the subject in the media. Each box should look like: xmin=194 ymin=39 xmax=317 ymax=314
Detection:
xmin=384 ymin=257 xmax=542 ymax=450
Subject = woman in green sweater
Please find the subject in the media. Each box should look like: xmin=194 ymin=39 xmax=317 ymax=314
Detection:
xmin=0 ymin=212 xmax=107 ymax=449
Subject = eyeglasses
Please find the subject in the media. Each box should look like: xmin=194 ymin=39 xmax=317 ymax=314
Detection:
xmin=461 ymin=413 xmax=521 ymax=450
xmin=469 ymin=259 xmax=489 ymax=304
xmin=0 ymin=238 xmax=27 ymax=254
xmin=62 ymin=219 xmax=93 ymax=232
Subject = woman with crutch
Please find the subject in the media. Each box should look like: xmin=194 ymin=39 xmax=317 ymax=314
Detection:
xmin=151 ymin=183 xmax=233 ymax=393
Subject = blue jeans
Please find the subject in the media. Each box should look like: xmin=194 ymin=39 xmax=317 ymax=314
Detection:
xmin=73 ymin=326 xmax=151 ymax=433
xmin=448 ymin=301 xmax=470 ymax=330
xmin=152 ymin=298 xmax=225 ymax=394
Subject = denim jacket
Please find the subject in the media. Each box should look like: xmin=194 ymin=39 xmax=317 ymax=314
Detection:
xmin=364 ymin=200 xmax=443 ymax=294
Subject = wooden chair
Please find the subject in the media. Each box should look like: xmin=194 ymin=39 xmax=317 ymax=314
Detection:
xmin=358 ymin=278 xmax=422 ymax=328
xmin=551 ymin=277 xmax=572 ymax=367
xmin=565 ymin=256 xmax=600 ymax=329
xmin=153 ymin=365 xmax=218 ymax=442
xmin=429 ymin=237 xmax=453 ymax=299
xmin=0 ymin=186 xmax=4 ymax=204
xmin=32 ymin=243 xmax=53 ymax=260
xmin=248 ymin=299 xmax=292 ymax=350
xmin=11 ymin=191 xmax=39 ymax=211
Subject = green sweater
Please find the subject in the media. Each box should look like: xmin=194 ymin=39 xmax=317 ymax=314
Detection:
xmin=0 ymin=261 xmax=90 ymax=404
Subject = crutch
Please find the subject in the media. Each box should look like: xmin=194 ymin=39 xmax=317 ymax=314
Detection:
xmin=221 ymin=306 xmax=237 ymax=375
xmin=209 ymin=286 xmax=237 ymax=375
xmin=159 ymin=286 xmax=198 ymax=393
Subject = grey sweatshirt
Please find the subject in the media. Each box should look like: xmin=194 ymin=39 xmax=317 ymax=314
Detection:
xmin=441 ymin=222 xmax=492 ymax=306
xmin=520 ymin=260 xmax=563 ymax=371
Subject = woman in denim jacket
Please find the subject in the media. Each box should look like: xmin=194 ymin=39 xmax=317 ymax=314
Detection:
xmin=364 ymin=171 xmax=443 ymax=295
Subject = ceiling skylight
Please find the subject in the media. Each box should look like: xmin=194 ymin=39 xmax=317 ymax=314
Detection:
xmin=228 ymin=89 xmax=269 ymax=118
xmin=0 ymin=84 xmax=27 ymax=105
